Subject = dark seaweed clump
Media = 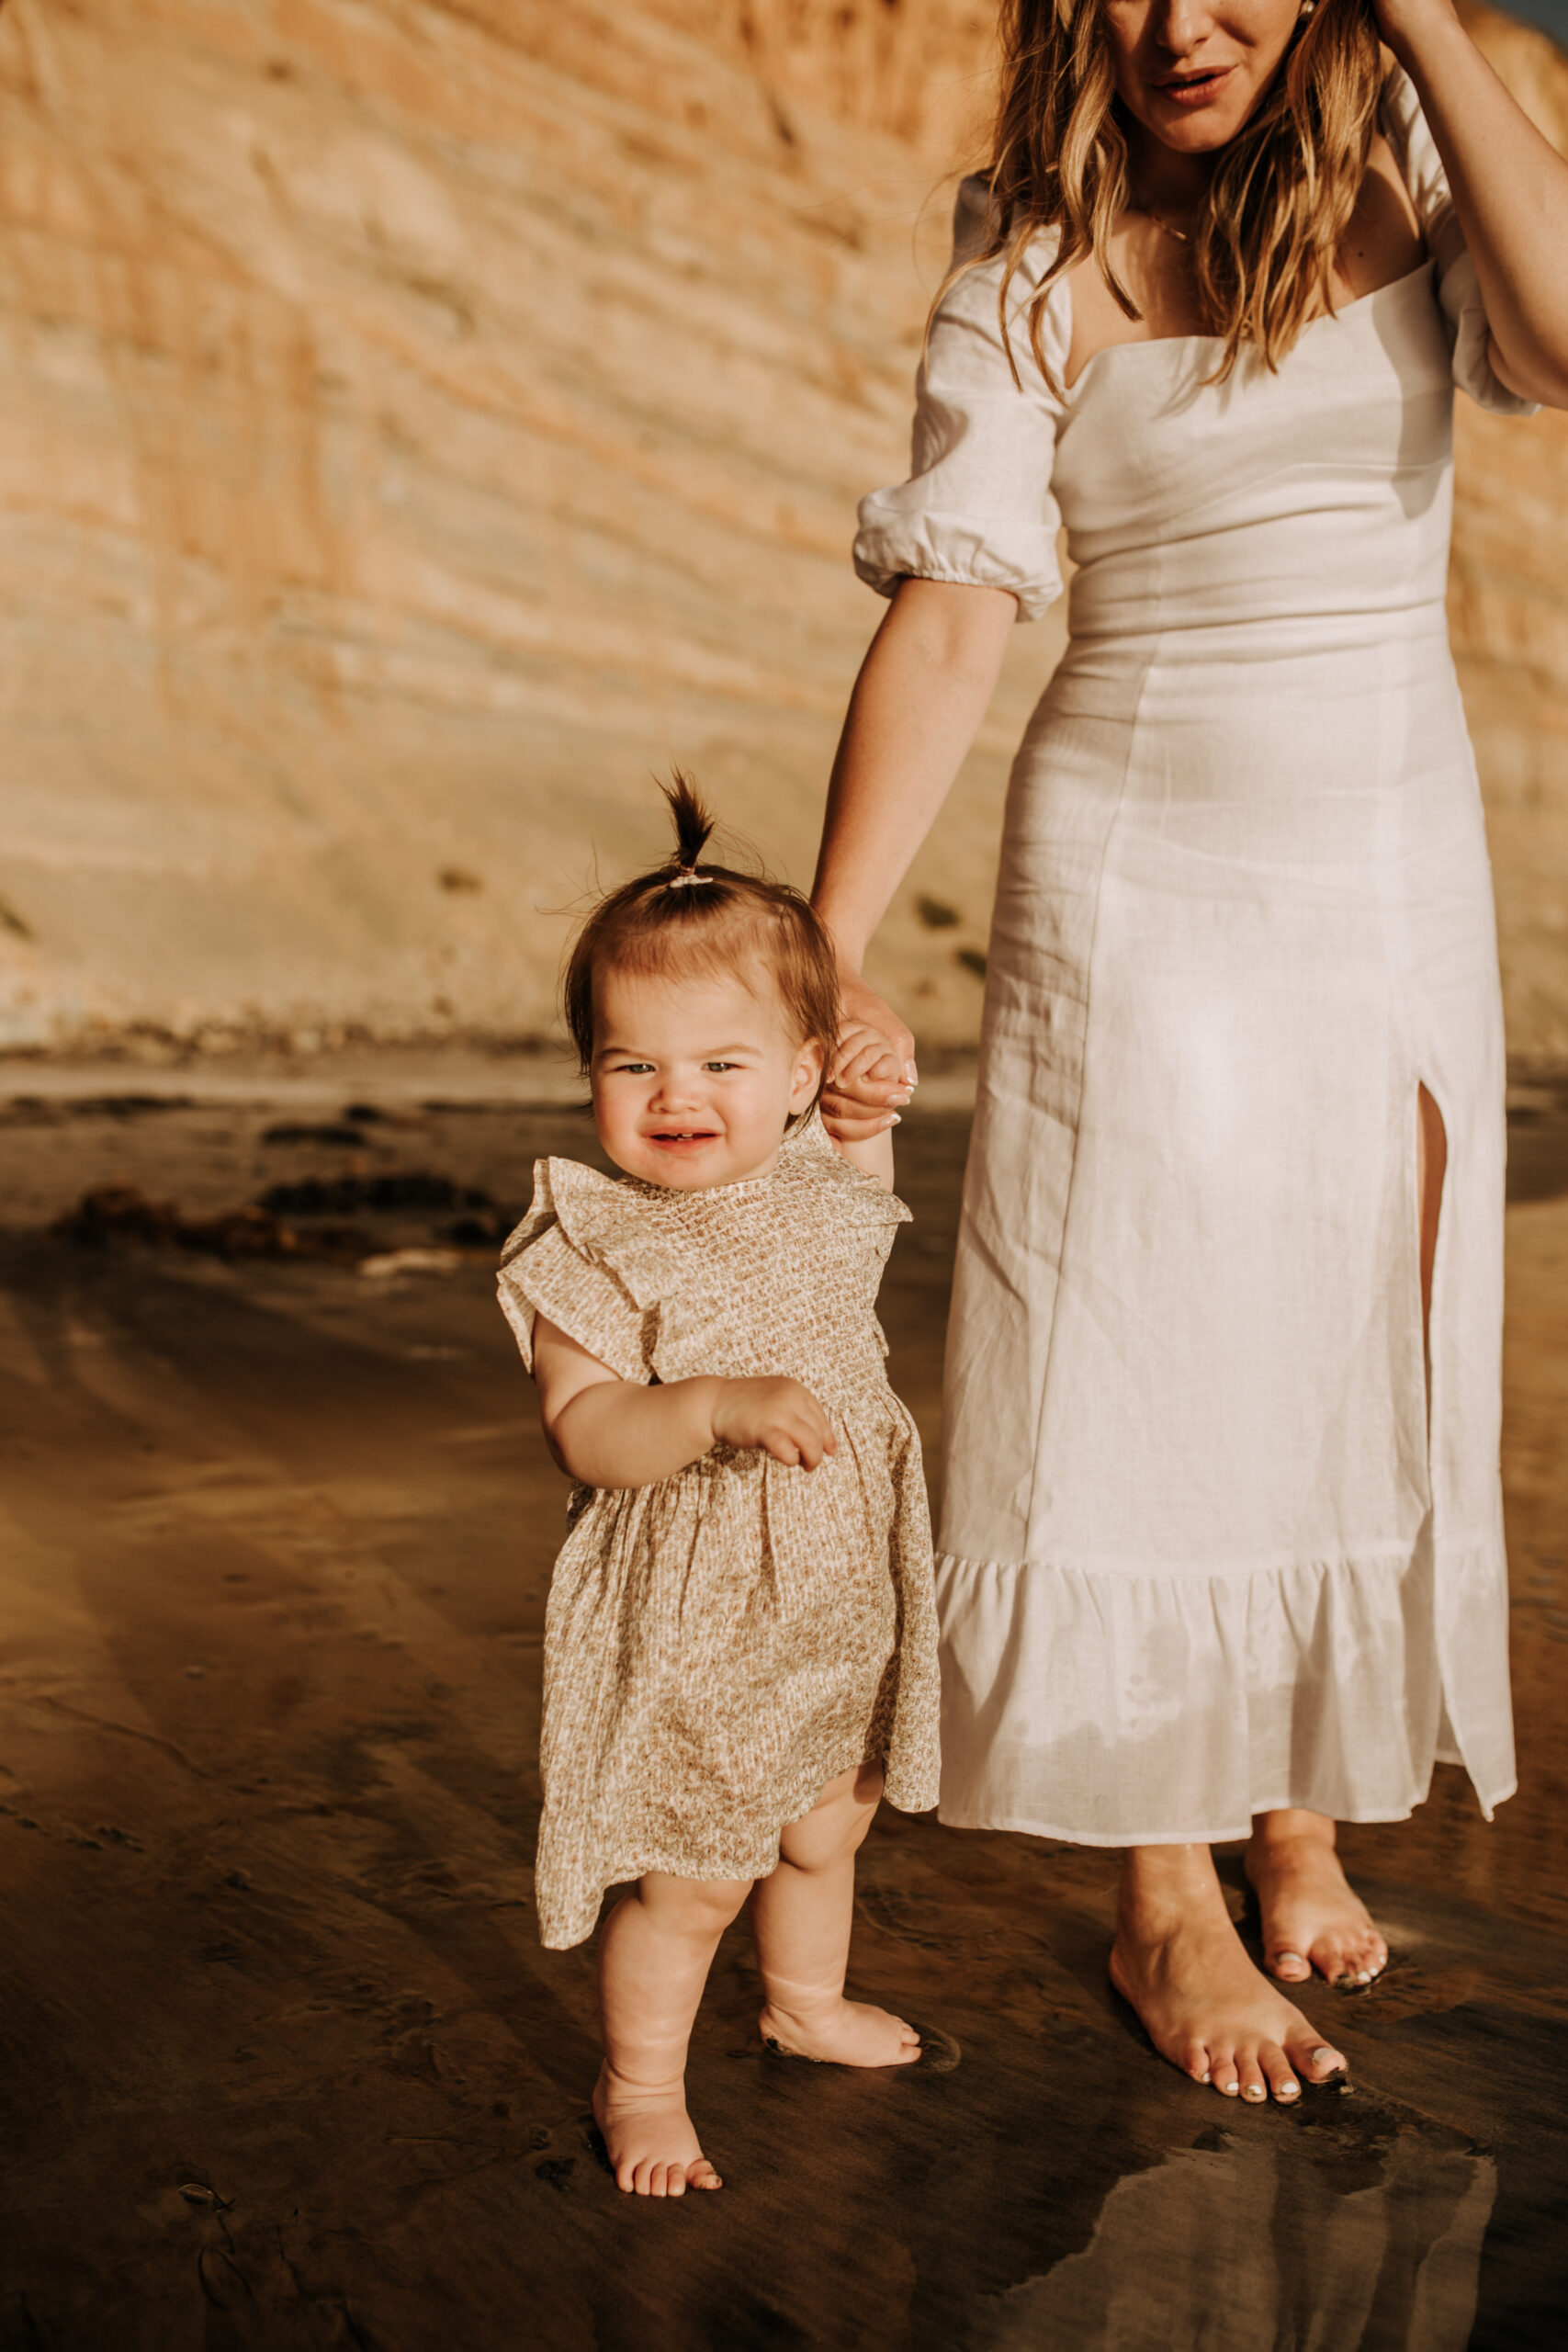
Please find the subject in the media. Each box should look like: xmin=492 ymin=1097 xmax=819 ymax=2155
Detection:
xmin=52 ymin=1169 xmax=517 ymax=1261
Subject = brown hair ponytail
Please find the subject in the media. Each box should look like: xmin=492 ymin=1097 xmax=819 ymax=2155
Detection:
xmin=560 ymin=773 xmax=841 ymax=1075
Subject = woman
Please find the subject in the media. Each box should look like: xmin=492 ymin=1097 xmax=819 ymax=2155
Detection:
xmin=810 ymin=0 xmax=1568 ymax=2104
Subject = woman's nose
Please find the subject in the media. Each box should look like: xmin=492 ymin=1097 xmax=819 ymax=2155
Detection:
xmin=1148 ymin=0 xmax=1214 ymax=56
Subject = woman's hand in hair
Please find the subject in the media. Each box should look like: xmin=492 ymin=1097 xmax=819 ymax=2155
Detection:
xmin=820 ymin=970 xmax=916 ymax=1143
xmin=1376 ymin=0 xmax=1568 ymax=407
xmin=1367 ymin=0 xmax=1459 ymax=66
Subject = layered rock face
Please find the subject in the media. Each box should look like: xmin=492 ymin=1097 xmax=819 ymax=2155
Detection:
xmin=1450 ymin=6 xmax=1568 ymax=1069
xmin=0 ymin=0 xmax=1564 ymax=1060
xmin=0 ymin=0 xmax=1021 ymax=1051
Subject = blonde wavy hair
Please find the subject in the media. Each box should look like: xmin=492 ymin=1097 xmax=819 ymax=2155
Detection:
xmin=973 ymin=0 xmax=1386 ymax=388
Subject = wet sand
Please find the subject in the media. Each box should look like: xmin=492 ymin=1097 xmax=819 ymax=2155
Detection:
xmin=2 ymin=1069 xmax=1566 ymax=2349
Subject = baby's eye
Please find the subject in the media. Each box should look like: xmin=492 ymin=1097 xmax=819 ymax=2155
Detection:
xmin=609 ymin=1060 xmax=655 ymax=1075
xmin=703 ymin=1060 xmax=737 ymax=1073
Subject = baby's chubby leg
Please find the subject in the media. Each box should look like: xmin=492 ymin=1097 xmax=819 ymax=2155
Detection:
xmin=753 ymin=1762 xmax=921 ymax=2067
xmin=595 ymin=1870 xmax=751 ymax=2196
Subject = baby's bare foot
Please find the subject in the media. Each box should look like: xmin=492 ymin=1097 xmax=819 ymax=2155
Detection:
xmin=1245 ymin=1815 xmax=1388 ymax=1987
xmin=1111 ymin=1882 xmax=1346 ymax=2104
xmin=759 ymin=1997 xmax=922 ymax=2067
xmin=592 ymin=2061 xmax=722 ymax=2197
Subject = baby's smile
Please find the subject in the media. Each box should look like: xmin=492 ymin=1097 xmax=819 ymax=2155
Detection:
xmin=639 ymin=1127 xmax=728 ymax=1167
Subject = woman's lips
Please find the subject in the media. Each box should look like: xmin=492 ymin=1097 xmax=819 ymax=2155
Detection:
xmin=1153 ymin=65 xmax=1235 ymax=107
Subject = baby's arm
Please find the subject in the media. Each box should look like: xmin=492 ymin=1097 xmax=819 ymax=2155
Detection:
xmin=829 ymin=1125 xmax=895 ymax=1188
xmin=821 ymin=1043 xmax=897 ymax=1187
xmin=533 ymin=1317 xmax=838 ymax=1490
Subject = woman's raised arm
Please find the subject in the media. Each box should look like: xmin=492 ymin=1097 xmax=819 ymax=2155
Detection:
xmin=812 ymin=576 xmax=1018 ymax=1139
xmin=1383 ymin=0 xmax=1568 ymax=408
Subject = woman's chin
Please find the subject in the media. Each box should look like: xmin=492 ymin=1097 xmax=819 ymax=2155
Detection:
xmin=1144 ymin=109 xmax=1257 ymax=155
xmin=1134 ymin=75 xmax=1277 ymax=157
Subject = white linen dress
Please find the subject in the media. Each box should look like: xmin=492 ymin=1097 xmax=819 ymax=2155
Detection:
xmin=853 ymin=70 xmax=1532 ymax=1845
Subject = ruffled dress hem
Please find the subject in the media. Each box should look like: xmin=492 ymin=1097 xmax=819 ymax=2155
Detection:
xmin=933 ymin=1537 xmax=1516 ymax=1842
xmin=538 ymin=1737 xmax=940 ymax=1949
xmin=931 ymin=1787 xmax=1517 ymax=1851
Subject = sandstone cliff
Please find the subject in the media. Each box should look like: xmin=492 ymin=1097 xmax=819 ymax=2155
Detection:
xmin=0 ymin=0 xmax=1563 ymax=1063
xmin=1450 ymin=6 xmax=1568 ymax=1070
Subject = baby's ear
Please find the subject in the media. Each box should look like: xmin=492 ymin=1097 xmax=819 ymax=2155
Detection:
xmin=789 ymin=1035 xmax=827 ymax=1111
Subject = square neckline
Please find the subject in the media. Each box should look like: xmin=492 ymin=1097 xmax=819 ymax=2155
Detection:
xmin=1062 ymin=256 xmax=1436 ymax=396
xmin=1060 ymin=72 xmax=1436 ymax=397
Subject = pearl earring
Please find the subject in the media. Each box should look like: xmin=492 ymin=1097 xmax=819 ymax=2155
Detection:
xmin=1299 ymin=0 xmax=1316 ymax=15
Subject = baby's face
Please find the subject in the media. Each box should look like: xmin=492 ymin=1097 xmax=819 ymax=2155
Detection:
xmin=590 ymin=964 xmax=824 ymax=1191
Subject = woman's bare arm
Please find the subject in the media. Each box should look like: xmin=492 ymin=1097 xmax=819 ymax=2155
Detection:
xmin=1382 ymin=0 xmax=1568 ymax=408
xmin=812 ymin=576 xmax=1018 ymax=1136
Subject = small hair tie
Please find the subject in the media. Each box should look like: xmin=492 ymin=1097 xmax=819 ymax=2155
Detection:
xmin=665 ymin=868 xmax=716 ymax=890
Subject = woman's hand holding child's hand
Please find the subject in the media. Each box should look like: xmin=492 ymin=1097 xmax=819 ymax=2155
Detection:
xmin=820 ymin=971 xmax=916 ymax=1145
xmin=711 ymin=1377 xmax=837 ymax=1471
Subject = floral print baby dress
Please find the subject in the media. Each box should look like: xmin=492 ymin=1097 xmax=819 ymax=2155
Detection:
xmin=498 ymin=1111 xmax=941 ymax=1948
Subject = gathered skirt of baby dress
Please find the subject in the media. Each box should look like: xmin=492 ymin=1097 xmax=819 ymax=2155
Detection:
xmin=853 ymin=69 xmax=1529 ymax=1843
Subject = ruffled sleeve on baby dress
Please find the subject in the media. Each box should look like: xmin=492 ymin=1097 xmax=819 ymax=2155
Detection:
xmin=774 ymin=1115 xmax=913 ymax=1338
xmin=780 ymin=1106 xmax=914 ymax=1229
xmin=496 ymin=1159 xmax=665 ymax=1384
xmin=853 ymin=177 xmax=1070 ymax=622
xmin=1382 ymin=64 xmax=1540 ymax=419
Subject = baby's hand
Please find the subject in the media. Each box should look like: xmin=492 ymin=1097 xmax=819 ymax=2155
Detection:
xmin=710 ymin=1377 xmax=837 ymax=1470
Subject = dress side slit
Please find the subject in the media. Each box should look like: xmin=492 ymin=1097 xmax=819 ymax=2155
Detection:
xmin=1416 ymin=1080 xmax=1449 ymax=1382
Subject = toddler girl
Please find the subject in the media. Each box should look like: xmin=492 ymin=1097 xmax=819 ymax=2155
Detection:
xmin=498 ymin=776 xmax=942 ymax=2199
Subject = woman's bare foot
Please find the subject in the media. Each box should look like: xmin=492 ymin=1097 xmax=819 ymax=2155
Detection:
xmin=1111 ymin=1845 xmax=1347 ymax=2103
xmin=592 ymin=2061 xmax=722 ymax=2196
xmin=758 ymin=1996 xmax=922 ymax=2066
xmin=1245 ymin=1810 xmax=1389 ymax=1987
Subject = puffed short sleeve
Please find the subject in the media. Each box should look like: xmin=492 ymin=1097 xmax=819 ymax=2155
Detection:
xmin=496 ymin=1159 xmax=660 ymax=1384
xmin=853 ymin=177 xmax=1069 ymax=622
xmin=1382 ymin=65 xmax=1539 ymax=419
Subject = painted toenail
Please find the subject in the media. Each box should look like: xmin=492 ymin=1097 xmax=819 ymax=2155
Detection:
xmin=1223 ymin=2082 xmax=1239 ymax=2097
xmin=1243 ymin=2086 xmax=1266 ymax=2100
xmin=1277 ymin=2082 xmax=1300 ymax=2099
